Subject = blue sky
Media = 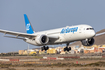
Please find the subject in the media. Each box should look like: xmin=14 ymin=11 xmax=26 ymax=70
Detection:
xmin=0 ymin=0 xmax=105 ymax=53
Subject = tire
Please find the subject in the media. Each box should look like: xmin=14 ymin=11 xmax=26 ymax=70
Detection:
xmin=69 ymin=47 xmax=71 ymax=50
xmin=67 ymin=47 xmax=71 ymax=52
xmin=46 ymin=46 xmax=49 ymax=50
xmin=44 ymin=46 xmax=49 ymax=51
xmin=64 ymin=48 xmax=66 ymax=51
xmin=67 ymin=48 xmax=69 ymax=52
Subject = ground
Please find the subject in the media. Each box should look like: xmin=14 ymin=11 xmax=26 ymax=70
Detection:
xmin=0 ymin=54 xmax=105 ymax=70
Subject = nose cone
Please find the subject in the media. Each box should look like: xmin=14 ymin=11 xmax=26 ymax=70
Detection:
xmin=90 ymin=31 xmax=96 ymax=37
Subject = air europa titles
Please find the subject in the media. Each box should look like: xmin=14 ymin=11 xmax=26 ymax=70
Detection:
xmin=60 ymin=27 xmax=78 ymax=34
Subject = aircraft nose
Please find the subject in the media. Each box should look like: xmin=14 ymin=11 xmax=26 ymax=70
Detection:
xmin=90 ymin=31 xmax=96 ymax=37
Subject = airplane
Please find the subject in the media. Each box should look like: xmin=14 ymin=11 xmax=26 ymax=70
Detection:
xmin=0 ymin=14 xmax=103 ymax=51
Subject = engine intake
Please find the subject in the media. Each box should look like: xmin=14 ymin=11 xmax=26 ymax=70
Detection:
xmin=81 ymin=38 xmax=94 ymax=46
xmin=35 ymin=35 xmax=49 ymax=45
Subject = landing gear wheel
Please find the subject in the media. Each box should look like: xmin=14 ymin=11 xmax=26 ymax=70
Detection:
xmin=64 ymin=48 xmax=66 ymax=51
xmin=67 ymin=48 xmax=69 ymax=52
xmin=64 ymin=47 xmax=68 ymax=51
xmin=64 ymin=47 xmax=71 ymax=51
xmin=68 ymin=47 xmax=71 ymax=50
xmin=41 ymin=46 xmax=49 ymax=51
xmin=46 ymin=46 xmax=49 ymax=50
xmin=64 ymin=43 xmax=71 ymax=52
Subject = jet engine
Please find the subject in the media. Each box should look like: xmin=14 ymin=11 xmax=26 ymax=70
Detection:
xmin=35 ymin=35 xmax=49 ymax=45
xmin=81 ymin=38 xmax=94 ymax=46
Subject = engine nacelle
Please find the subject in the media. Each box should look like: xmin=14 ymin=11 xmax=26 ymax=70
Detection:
xmin=81 ymin=38 xmax=95 ymax=46
xmin=35 ymin=35 xmax=49 ymax=45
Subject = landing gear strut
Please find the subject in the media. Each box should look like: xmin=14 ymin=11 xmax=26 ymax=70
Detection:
xmin=64 ymin=43 xmax=71 ymax=52
xmin=41 ymin=46 xmax=49 ymax=51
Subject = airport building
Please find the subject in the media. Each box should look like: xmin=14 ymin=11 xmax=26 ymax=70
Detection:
xmin=18 ymin=44 xmax=105 ymax=55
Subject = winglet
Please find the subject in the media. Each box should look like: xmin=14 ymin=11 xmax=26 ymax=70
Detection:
xmin=24 ymin=14 xmax=35 ymax=34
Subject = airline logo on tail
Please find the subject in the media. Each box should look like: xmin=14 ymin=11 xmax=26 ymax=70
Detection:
xmin=26 ymin=24 xmax=30 ymax=30
xmin=24 ymin=14 xmax=35 ymax=34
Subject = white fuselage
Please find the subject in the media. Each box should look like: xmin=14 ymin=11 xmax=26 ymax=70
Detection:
xmin=25 ymin=24 xmax=95 ymax=46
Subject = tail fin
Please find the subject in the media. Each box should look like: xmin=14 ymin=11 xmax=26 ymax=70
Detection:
xmin=24 ymin=14 xmax=35 ymax=34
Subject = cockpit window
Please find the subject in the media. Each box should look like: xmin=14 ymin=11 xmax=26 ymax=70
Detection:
xmin=86 ymin=28 xmax=94 ymax=30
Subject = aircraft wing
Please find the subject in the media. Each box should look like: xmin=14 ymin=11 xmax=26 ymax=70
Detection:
xmin=0 ymin=29 xmax=59 ymax=40
xmin=96 ymin=32 xmax=105 ymax=36
xmin=47 ymin=35 xmax=59 ymax=39
xmin=0 ymin=29 xmax=36 ymax=38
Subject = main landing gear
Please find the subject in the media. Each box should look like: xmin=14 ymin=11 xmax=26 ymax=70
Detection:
xmin=41 ymin=46 xmax=49 ymax=51
xmin=64 ymin=43 xmax=71 ymax=52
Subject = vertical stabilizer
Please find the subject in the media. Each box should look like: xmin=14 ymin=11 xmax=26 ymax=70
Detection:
xmin=24 ymin=14 xmax=35 ymax=34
